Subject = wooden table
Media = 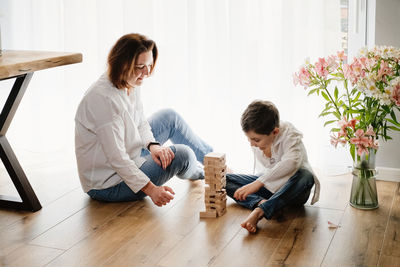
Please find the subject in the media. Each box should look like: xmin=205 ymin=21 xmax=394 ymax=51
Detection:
xmin=0 ymin=50 xmax=82 ymax=211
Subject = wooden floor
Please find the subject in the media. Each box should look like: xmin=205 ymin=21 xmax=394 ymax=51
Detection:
xmin=0 ymin=150 xmax=400 ymax=267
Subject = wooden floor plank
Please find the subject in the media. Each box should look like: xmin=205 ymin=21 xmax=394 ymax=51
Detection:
xmin=306 ymin=173 xmax=352 ymax=211
xmin=45 ymin=200 xmax=159 ymax=267
xmin=155 ymin=200 xmax=248 ymax=267
xmin=45 ymin=180 xmax=203 ymax=267
xmin=378 ymin=183 xmax=400 ymax=264
xmin=0 ymin=209 xmax=30 ymax=231
xmin=28 ymin=201 xmax=133 ymax=250
xmin=102 ymin=180 xmax=230 ymax=267
xmin=0 ymin=188 xmax=90 ymax=256
xmin=209 ymin=206 xmax=301 ymax=266
xmin=322 ymin=180 xmax=396 ymax=266
xmin=0 ymin=145 xmax=399 ymax=267
xmin=266 ymin=206 xmax=343 ymax=266
xmin=1 ymin=244 xmax=64 ymax=267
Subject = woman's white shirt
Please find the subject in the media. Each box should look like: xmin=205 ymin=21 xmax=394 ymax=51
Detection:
xmin=253 ymin=121 xmax=320 ymax=204
xmin=75 ymin=73 xmax=155 ymax=193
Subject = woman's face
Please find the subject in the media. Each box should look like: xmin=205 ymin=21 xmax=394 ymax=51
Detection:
xmin=128 ymin=50 xmax=153 ymax=88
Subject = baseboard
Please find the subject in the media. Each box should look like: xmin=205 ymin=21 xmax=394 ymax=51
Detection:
xmin=376 ymin=167 xmax=400 ymax=182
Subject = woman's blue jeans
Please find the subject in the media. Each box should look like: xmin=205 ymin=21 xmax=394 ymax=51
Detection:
xmin=226 ymin=168 xmax=315 ymax=219
xmin=87 ymin=109 xmax=213 ymax=202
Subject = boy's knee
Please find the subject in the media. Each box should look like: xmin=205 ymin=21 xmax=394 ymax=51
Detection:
xmin=298 ymin=169 xmax=315 ymax=188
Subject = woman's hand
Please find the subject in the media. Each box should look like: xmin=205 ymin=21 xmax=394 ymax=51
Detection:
xmin=141 ymin=181 xmax=175 ymax=206
xmin=234 ymin=180 xmax=264 ymax=201
xmin=149 ymin=145 xmax=175 ymax=169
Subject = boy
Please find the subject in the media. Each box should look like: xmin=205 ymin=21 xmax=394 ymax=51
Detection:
xmin=226 ymin=100 xmax=320 ymax=233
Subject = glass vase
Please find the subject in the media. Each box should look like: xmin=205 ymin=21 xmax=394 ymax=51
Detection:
xmin=350 ymin=149 xmax=379 ymax=209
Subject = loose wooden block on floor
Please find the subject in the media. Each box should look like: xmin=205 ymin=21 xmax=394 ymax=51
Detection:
xmin=199 ymin=210 xmax=217 ymax=218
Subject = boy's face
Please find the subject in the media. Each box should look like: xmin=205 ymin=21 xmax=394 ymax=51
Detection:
xmin=245 ymin=128 xmax=279 ymax=151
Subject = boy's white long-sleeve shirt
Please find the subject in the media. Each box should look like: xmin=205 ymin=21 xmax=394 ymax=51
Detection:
xmin=75 ymin=73 xmax=155 ymax=193
xmin=254 ymin=121 xmax=320 ymax=204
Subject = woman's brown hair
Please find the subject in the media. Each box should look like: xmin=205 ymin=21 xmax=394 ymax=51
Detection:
xmin=107 ymin=33 xmax=158 ymax=89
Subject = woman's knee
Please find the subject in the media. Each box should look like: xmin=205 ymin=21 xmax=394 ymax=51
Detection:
xmin=173 ymin=144 xmax=203 ymax=179
xmin=172 ymin=144 xmax=196 ymax=167
xmin=157 ymin=108 xmax=180 ymax=123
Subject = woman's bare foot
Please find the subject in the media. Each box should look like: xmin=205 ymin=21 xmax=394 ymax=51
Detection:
xmin=241 ymin=207 xmax=265 ymax=234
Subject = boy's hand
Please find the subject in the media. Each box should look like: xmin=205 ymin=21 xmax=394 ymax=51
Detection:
xmin=234 ymin=180 xmax=264 ymax=201
xmin=150 ymin=145 xmax=175 ymax=170
xmin=141 ymin=181 xmax=175 ymax=206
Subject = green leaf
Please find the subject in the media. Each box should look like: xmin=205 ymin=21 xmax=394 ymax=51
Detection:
xmin=390 ymin=110 xmax=399 ymax=123
xmin=388 ymin=126 xmax=400 ymax=131
xmin=347 ymin=109 xmax=362 ymax=114
xmin=353 ymin=91 xmax=362 ymax=102
xmin=321 ymin=91 xmax=331 ymax=102
xmin=332 ymin=111 xmax=341 ymax=119
xmin=350 ymin=145 xmax=355 ymax=162
xmin=319 ymin=111 xmax=332 ymax=117
xmin=382 ymin=105 xmax=391 ymax=113
xmin=387 ymin=118 xmax=400 ymax=127
xmin=324 ymin=120 xmax=337 ymax=127
xmin=334 ymin=87 xmax=338 ymax=100
xmin=307 ymin=88 xmax=317 ymax=96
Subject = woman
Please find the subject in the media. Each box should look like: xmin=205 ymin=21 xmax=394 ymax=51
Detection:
xmin=75 ymin=33 xmax=213 ymax=207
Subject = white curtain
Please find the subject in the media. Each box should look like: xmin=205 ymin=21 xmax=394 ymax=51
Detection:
xmin=0 ymin=0 xmax=349 ymax=173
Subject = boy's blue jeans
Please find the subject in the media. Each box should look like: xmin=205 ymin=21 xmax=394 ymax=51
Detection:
xmin=87 ymin=109 xmax=213 ymax=202
xmin=226 ymin=168 xmax=315 ymax=219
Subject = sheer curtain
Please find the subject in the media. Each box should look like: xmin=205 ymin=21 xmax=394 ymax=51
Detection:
xmin=0 ymin=0 xmax=348 ymax=173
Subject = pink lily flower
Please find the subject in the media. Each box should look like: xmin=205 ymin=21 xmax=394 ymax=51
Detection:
xmin=365 ymin=125 xmax=376 ymax=136
xmin=350 ymin=129 xmax=370 ymax=147
xmin=330 ymin=134 xmax=347 ymax=148
xmin=357 ymin=144 xmax=369 ymax=156
xmin=368 ymin=137 xmax=379 ymax=150
xmin=391 ymin=82 xmax=400 ymax=106
xmin=315 ymin=58 xmax=329 ymax=78
xmin=337 ymin=51 xmax=347 ymax=62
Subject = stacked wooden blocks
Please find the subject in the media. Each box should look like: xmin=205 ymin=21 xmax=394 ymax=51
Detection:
xmin=199 ymin=152 xmax=227 ymax=218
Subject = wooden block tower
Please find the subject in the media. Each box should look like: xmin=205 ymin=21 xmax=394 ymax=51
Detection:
xmin=199 ymin=152 xmax=227 ymax=218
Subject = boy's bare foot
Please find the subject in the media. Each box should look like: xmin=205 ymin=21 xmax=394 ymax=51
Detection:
xmin=241 ymin=207 xmax=265 ymax=234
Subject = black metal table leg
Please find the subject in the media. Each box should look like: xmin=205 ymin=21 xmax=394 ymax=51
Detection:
xmin=0 ymin=73 xmax=42 ymax=211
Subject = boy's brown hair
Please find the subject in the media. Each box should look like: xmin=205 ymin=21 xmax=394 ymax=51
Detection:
xmin=107 ymin=33 xmax=158 ymax=89
xmin=241 ymin=100 xmax=280 ymax=135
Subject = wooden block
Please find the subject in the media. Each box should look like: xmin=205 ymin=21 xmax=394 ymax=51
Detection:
xmin=207 ymin=193 xmax=227 ymax=199
xmin=204 ymin=174 xmax=225 ymax=181
xmin=204 ymin=172 xmax=226 ymax=180
xmin=204 ymin=165 xmax=226 ymax=172
xmin=199 ymin=210 xmax=217 ymax=218
xmin=204 ymin=186 xmax=226 ymax=195
xmin=206 ymin=202 xmax=226 ymax=210
xmin=205 ymin=194 xmax=226 ymax=201
xmin=217 ymin=208 xmax=226 ymax=216
xmin=205 ymin=199 xmax=227 ymax=206
xmin=204 ymin=152 xmax=226 ymax=160
xmin=204 ymin=176 xmax=226 ymax=186
xmin=204 ymin=152 xmax=226 ymax=166
xmin=208 ymin=183 xmax=225 ymax=191
xmin=204 ymin=160 xmax=226 ymax=166
xmin=205 ymin=196 xmax=227 ymax=203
